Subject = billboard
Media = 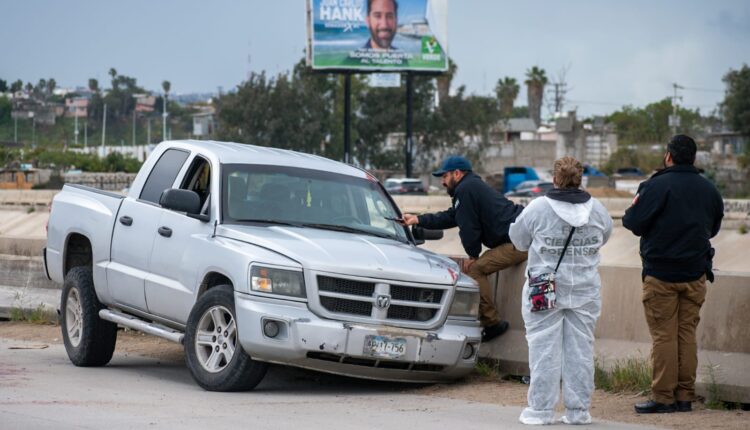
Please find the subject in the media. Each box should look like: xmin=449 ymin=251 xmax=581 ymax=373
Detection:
xmin=307 ymin=0 xmax=448 ymax=72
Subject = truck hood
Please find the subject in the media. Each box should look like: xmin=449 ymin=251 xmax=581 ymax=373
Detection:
xmin=217 ymin=224 xmax=459 ymax=285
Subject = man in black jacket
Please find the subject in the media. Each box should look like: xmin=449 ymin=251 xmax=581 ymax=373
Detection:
xmin=623 ymin=135 xmax=724 ymax=414
xmin=402 ymin=156 xmax=527 ymax=342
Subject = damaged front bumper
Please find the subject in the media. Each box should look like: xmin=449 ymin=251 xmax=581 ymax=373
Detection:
xmin=235 ymin=292 xmax=482 ymax=383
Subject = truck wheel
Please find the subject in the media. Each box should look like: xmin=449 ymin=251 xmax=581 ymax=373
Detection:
xmin=184 ymin=285 xmax=267 ymax=391
xmin=60 ymin=266 xmax=118 ymax=366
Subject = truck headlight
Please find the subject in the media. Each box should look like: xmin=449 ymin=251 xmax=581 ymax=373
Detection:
xmin=250 ymin=266 xmax=306 ymax=298
xmin=449 ymin=289 xmax=480 ymax=319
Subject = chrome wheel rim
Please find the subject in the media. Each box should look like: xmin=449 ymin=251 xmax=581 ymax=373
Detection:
xmin=195 ymin=305 xmax=237 ymax=373
xmin=66 ymin=288 xmax=83 ymax=347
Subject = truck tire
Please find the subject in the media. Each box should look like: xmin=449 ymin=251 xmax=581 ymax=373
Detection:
xmin=184 ymin=285 xmax=268 ymax=391
xmin=60 ymin=266 xmax=118 ymax=366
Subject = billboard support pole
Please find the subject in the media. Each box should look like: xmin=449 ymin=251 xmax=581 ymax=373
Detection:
xmin=405 ymin=72 xmax=414 ymax=178
xmin=344 ymin=72 xmax=352 ymax=164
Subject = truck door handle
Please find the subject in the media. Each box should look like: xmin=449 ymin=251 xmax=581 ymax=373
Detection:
xmin=119 ymin=216 xmax=133 ymax=226
xmin=158 ymin=226 xmax=173 ymax=238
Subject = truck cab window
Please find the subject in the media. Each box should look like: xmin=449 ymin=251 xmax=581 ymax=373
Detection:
xmin=139 ymin=149 xmax=190 ymax=204
xmin=181 ymin=157 xmax=211 ymax=213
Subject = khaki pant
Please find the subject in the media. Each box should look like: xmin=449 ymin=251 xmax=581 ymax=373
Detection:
xmin=642 ymin=275 xmax=706 ymax=404
xmin=467 ymin=243 xmax=528 ymax=327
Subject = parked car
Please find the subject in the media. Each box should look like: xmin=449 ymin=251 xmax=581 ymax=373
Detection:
xmin=503 ymin=166 xmax=540 ymax=194
xmin=583 ymin=165 xmax=606 ymax=177
xmin=45 ymin=140 xmax=481 ymax=391
xmin=504 ymin=180 xmax=554 ymax=198
xmin=614 ymin=167 xmax=645 ymax=176
xmin=384 ymin=178 xmax=427 ymax=195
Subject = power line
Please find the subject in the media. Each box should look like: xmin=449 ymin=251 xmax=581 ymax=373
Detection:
xmin=680 ymin=86 xmax=724 ymax=93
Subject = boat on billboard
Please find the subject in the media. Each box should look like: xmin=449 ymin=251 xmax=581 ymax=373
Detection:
xmin=307 ymin=0 xmax=448 ymax=72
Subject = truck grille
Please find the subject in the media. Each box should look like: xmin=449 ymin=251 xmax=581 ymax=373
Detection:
xmin=316 ymin=275 xmax=446 ymax=324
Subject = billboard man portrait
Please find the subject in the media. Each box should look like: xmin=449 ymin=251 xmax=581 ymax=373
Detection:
xmin=363 ymin=0 xmax=398 ymax=51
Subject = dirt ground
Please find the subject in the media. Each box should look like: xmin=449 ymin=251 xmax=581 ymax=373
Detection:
xmin=1 ymin=321 xmax=746 ymax=429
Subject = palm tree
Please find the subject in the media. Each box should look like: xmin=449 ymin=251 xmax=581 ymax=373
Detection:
xmin=436 ymin=58 xmax=457 ymax=102
xmin=162 ymin=80 xmax=171 ymax=95
xmin=47 ymin=78 xmax=56 ymax=96
xmin=495 ymin=77 xmax=520 ymax=118
xmin=525 ymin=66 xmax=548 ymax=126
xmin=88 ymin=78 xmax=99 ymax=93
xmin=109 ymin=68 xmax=118 ymax=90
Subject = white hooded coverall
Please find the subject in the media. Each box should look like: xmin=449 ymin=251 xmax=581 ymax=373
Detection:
xmin=509 ymin=195 xmax=613 ymax=425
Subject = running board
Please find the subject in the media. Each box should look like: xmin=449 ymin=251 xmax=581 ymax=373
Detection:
xmin=99 ymin=309 xmax=184 ymax=344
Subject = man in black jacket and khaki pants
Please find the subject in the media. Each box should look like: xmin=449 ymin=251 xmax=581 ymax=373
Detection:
xmin=402 ymin=156 xmax=527 ymax=342
xmin=623 ymin=135 xmax=724 ymax=414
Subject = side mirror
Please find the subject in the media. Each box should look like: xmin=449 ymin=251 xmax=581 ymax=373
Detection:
xmin=160 ymin=189 xmax=201 ymax=215
xmin=412 ymin=226 xmax=443 ymax=245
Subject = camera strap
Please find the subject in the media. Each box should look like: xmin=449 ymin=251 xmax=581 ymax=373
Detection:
xmin=553 ymin=227 xmax=576 ymax=273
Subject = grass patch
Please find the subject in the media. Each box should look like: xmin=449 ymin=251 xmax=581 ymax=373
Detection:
xmin=9 ymin=302 xmax=58 ymax=325
xmin=473 ymin=358 xmax=503 ymax=379
xmin=595 ymin=356 xmax=652 ymax=394
xmin=739 ymin=223 xmax=748 ymax=235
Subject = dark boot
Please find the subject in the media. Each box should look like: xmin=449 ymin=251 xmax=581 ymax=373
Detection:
xmin=675 ymin=401 xmax=692 ymax=412
xmin=634 ymin=400 xmax=676 ymax=414
xmin=481 ymin=320 xmax=509 ymax=342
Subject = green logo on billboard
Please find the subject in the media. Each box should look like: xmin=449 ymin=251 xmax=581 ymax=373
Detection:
xmin=421 ymin=37 xmax=442 ymax=55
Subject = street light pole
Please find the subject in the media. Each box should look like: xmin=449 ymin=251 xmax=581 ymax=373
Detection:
xmin=132 ymin=110 xmax=136 ymax=147
xmin=101 ymin=103 xmax=107 ymax=156
xmin=162 ymin=94 xmax=168 ymax=142
xmin=74 ymin=109 xmax=79 ymax=146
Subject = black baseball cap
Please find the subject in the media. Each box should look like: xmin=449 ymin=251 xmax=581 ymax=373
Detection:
xmin=432 ymin=156 xmax=472 ymax=177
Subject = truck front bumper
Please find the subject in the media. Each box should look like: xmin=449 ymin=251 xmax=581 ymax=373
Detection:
xmin=234 ymin=292 xmax=482 ymax=383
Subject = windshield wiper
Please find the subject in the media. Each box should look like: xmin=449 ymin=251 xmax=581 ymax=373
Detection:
xmin=301 ymin=223 xmax=405 ymax=242
xmin=233 ymin=219 xmax=305 ymax=228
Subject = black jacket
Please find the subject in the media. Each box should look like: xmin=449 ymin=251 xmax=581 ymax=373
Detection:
xmin=418 ymin=172 xmax=524 ymax=258
xmin=622 ymin=165 xmax=724 ymax=282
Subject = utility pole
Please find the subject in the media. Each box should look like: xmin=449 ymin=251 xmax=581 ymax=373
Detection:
xmin=132 ymin=110 xmax=136 ymax=147
xmin=669 ymin=83 xmax=683 ymax=135
xmin=162 ymin=95 xmax=168 ymax=142
xmin=74 ymin=109 xmax=79 ymax=146
xmin=101 ymin=103 xmax=107 ymax=156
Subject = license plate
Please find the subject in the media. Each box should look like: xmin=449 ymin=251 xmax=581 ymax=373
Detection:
xmin=363 ymin=335 xmax=407 ymax=359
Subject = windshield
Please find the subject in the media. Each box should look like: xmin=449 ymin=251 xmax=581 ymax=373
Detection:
xmin=221 ymin=164 xmax=408 ymax=242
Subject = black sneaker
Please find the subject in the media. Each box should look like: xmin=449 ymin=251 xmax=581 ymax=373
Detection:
xmin=675 ymin=401 xmax=692 ymax=412
xmin=481 ymin=321 xmax=509 ymax=342
xmin=634 ymin=400 xmax=676 ymax=414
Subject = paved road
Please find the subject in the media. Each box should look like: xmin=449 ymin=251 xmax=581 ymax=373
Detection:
xmin=0 ymin=338 xmax=658 ymax=430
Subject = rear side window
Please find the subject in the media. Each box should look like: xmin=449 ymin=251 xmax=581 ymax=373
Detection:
xmin=139 ymin=149 xmax=190 ymax=204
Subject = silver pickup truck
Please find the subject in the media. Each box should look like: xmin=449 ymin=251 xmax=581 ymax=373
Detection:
xmin=45 ymin=140 xmax=481 ymax=391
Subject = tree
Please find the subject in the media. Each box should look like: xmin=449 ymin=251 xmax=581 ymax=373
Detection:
xmin=88 ymin=78 xmax=99 ymax=93
xmin=47 ymin=78 xmax=56 ymax=96
xmin=495 ymin=77 xmax=520 ymax=118
xmin=0 ymin=79 xmax=7 ymax=93
xmin=109 ymin=68 xmax=118 ymax=88
xmin=608 ymin=99 xmax=702 ymax=146
xmin=10 ymin=79 xmax=23 ymax=93
xmin=722 ymin=64 xmax=750 ymax=140
xmin=162 ymin=80 xmax=171 ymax=95
xmin=25 ymin=82 xmax=33 ymax=93
xmin=35 ymin=78 xmax=48 ymax=99
xmin=436 ymin=58 xmax=457 ymax=102
xmin=525 ymin=66 xmax=548 ymax=126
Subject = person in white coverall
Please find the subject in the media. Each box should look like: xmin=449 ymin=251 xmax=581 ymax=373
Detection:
xmin=509 ymin=157 xmax=613 ymax=425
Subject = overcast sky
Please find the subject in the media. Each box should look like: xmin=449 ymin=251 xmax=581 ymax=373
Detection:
xmin=2 ymin=0 xmax=748 ymax=117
